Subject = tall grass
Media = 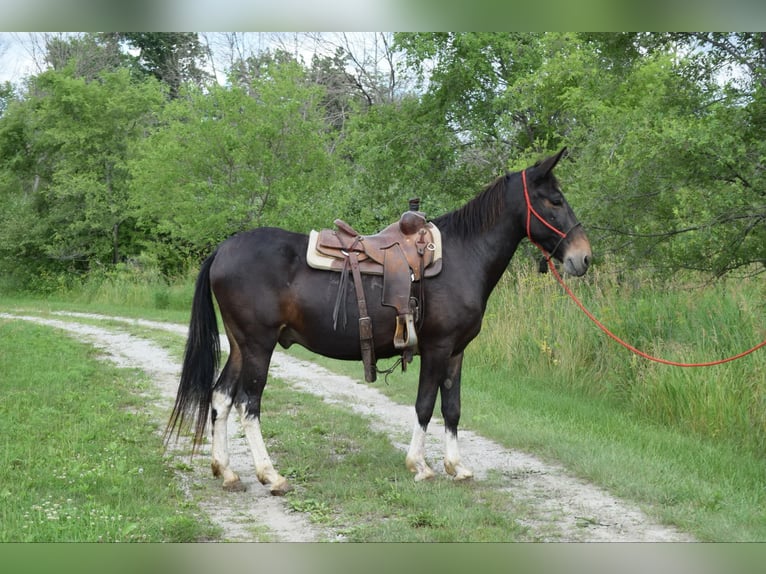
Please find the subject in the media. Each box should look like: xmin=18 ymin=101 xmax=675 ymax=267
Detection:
xmin=476 ymin=263 xmax=766 ymax=458
xmin=72 ymin=262 xmax=195 ymax=312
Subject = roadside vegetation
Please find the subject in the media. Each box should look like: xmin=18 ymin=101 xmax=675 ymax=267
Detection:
xmin=1 ymin=258 xmax=763 ymax=541
xmin=0 ymin=319 xmax=220 ymax=542
xmin=289 ymin=263 xmax=766 ymax=542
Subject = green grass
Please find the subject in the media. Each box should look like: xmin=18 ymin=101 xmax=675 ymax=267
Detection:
xmin=2 ymin=260 xmax=765 ymax=541
xmin=260 ymin=377 xmax=531 ymax=542
xmin=0 ymin=320 xmax=219 ymax=542
xmin=482 ymin=265 xmax=766 ymax=456
xmin=282 ymin=264 xmax=766 ymax=541
xmin=268 ymin=342 xmax=766 ymax=541
xmin=461 ymin=368 xmax=766 ymax=541
xmin=0 ymin=309 xmax=536 ymax=542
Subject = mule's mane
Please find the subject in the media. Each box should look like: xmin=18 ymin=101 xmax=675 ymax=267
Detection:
xmin=432 ymin=173 xmax=511 ymax=239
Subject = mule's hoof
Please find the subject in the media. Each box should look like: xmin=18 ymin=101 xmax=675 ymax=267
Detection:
xmin=269 ymin=478 xmax=292 ymax=496
xmin=406 ymin=456 xmax=436 ymax=482
xmin=414 ymin=470 xmax=435 ymax=482
xmin=222 ymin=478 xmax=247 ymax=492
xmin=412 ymin=466 xmax=435 ymax=482
xmin=211 ymin=461 xmax=222 ymax=478
xmin=444 ymin=461 xmax=474 ymax=481
xmin=453 ymin=467 xmax=474 ymax=481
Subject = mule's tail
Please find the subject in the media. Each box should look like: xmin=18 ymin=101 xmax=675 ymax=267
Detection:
xmin=164 ymin=252 xmax=220 ymax=452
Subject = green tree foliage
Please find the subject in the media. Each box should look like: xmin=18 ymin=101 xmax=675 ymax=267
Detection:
xmin=308 ymin=48 xmax=372 ymax=132
xmin=395 ymin=33 xmax=559 ymax=169
xmin=396 ymin=32 xmax=766 ymax=277
xmin=112 ymin=32 xmax=212 ymax=98
xmin=43 ymin=33 xmax=127 ymax=80
xmin=338 ymin=94 xmax=473 ymax=231
xmin=1 ymin=32 xmax=764 ymax=291
xmin=562 ymin=34 xmax=766 ymax=276
xmin=129 ymin=57 xmax=338 ymax=272
xmin=0 ymin=66 xmax=164 ymax=287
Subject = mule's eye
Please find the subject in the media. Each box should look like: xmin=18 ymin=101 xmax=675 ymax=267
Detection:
xmin=549 ymin=197 xmax=563 ymax=207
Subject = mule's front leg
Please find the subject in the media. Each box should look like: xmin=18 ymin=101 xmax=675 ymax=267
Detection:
xmin=441 ymin=353 xmax=473 ymax=481
xmin=210 ymin=390 xmax=245 ymax=491
xmin=405 ymin=353 xmax=444 ymax=481
xmin=444 ymin=431 xmax=473 ymax=481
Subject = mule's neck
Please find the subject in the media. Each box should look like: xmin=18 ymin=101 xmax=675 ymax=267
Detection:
xmin=476 ymin=174 xmax=527 ymax=297
xmin=437 ymin=172 xmax=528 ymax=300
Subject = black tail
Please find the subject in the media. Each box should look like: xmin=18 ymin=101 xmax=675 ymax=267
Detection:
xmin=164 ymin=252 xmax=220 ymax=452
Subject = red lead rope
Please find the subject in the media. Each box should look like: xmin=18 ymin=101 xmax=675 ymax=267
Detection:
xmin=522 ymin=170 xmax=766 ymax=367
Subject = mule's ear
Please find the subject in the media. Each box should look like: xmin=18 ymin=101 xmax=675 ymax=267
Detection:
xmin=533 ymin=147 xmax=567 ymax=179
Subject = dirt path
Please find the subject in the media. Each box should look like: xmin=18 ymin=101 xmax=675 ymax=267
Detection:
xmin=1 ymin=311 xmax=694 ymax=542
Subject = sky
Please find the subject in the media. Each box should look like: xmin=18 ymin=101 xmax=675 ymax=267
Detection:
xmin=0 ymin=32 xmax=403 ymax=87
xmin=0 ymin=33 xmax=39 ymax=83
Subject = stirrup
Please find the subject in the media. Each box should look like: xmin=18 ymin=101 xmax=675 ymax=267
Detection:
xmin=393 ymin=313 xmax=418 ymax=350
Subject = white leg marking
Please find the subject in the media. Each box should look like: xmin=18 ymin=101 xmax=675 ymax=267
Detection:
xmin=239 ymin=410 xmax=290 ymax=495
xmin=405 ymin=421 xmax=435 ymax=481
xmin=444 ymin=431 xmax=473 ymax=480
xmin=210 ymin=391 xmax=242 ymax=489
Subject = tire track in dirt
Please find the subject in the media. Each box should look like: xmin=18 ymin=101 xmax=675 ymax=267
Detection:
xmin=2 ymin=311 xmax=694 ymax=542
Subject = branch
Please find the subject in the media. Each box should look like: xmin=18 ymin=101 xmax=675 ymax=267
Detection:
xmin=590 ymin=210 xmax=764 ymax=240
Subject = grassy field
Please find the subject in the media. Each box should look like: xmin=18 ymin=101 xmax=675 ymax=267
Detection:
xmin=1 ymin=261 xmax=765 ymax=541
xmin=0 ymin=310 xmax=542 ymax=542
xmin=0 ymin=320 xmax=219 ymax=542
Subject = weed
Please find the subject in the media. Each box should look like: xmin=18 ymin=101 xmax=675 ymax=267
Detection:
xmin=287 ymin=498 xmax=332 ymax=523
xmin=407 ymin=510 xmax=446 ymax=529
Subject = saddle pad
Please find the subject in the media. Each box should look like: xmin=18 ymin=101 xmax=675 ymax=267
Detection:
xmin=307 ymin=223 xmax=443 ymax=275
xmin=307 ymin=230 xmax=348 ymax=271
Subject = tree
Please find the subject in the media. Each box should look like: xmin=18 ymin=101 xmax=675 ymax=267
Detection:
xmin=112 ymin=33 xmax=212 ymax=98
xmin=308 ymin=48 xmax=369 ymax=132
xmin=0 ymin=80 xmax=13 ymax=116
xmin=396 ymin=32 xmax=765 ymax=277
xmin=0 ymin=66 xmax=165 ymax=286
xmin=564 ymin=33 xmax=766 ymax=277
xmin=129 ymin=58 xmax=338 ymax=272
xmin=338 ymin=94 xmax=474 ymax=231
xmin=43 ymin=33 xmax=127 ymax=80
xmin=395 ymin=33 xmax=557 ymax=169
xmin=3 ymin=32 xmax=762 ymax=286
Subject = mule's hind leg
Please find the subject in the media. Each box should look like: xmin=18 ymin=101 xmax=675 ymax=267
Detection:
xmin=211 ymin=389 xmax=246 ymax=491
xmin=210 ymin=342 xmax=246 ymax=491
xmin=236 ymin=344 xmax=290 ymax=496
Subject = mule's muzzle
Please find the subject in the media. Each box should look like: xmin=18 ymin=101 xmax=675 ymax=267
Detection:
xmin=562 ymin=237 xmax=592 ymax=277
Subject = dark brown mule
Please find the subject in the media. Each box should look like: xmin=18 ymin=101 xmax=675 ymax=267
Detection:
xmin=166 ymin=148 xmax=592 ymax=494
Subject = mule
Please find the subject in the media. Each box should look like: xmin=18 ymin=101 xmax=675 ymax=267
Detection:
xmin=165 ymin=148 xmax=592 ymax=494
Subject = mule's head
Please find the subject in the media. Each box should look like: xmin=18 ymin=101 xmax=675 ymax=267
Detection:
xmin=523 ymin=148 xmax=592 ymax=276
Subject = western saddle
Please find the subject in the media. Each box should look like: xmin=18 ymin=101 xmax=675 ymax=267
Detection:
xmin=307 ymin=199 xmax=442 ymax=382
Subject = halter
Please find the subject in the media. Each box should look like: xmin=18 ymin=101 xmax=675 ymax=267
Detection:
xmin=521 ymin=169 xmax=581 ymax=264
